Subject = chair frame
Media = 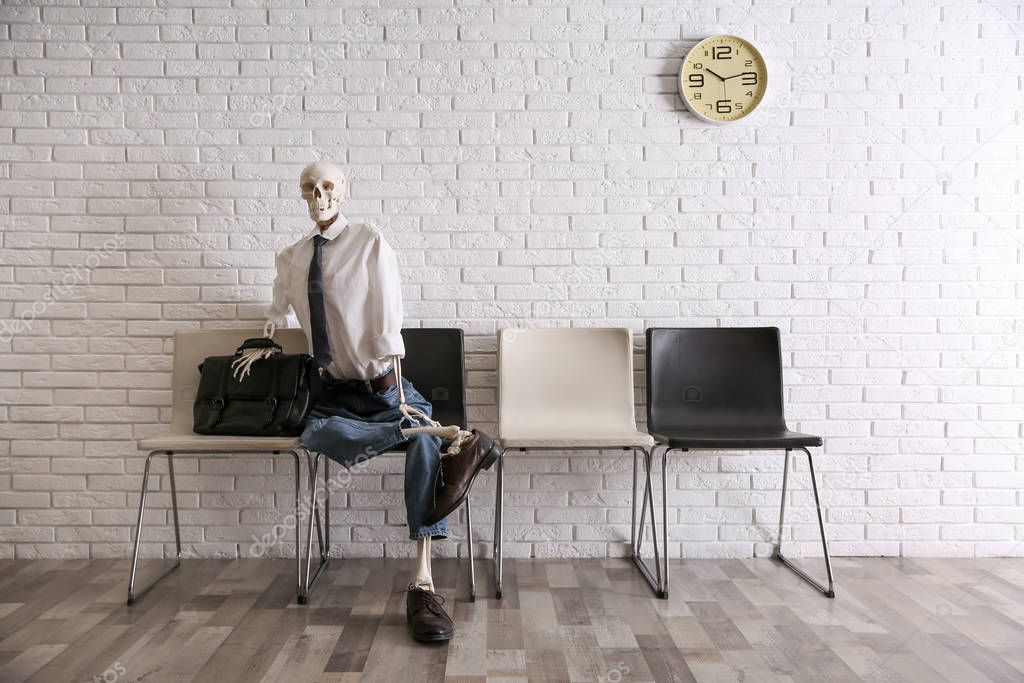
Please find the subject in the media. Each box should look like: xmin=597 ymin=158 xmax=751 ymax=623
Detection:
xmin=630 ymin=446 xmax=668 ymax=599
xmin=491 ymin=445 xmax=657 ymax=600
xmin=127 ymin=446 xmax=331 ymax=605
xmin=631 ymin=444 xmax=835 ymax=601
xmin=127 ymin=446 xmax=481 ymax=606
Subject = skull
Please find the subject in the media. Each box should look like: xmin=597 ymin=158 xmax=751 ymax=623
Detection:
xmin=299 ymin=161 xmax=347 ymax=223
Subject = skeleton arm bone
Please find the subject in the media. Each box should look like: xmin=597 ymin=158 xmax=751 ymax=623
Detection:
xmin=392 ymin=354 xmax=472 ymax=450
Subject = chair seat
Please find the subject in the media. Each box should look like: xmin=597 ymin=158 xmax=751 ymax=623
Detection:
xmin=138 ymin=432 xmax=302 ymax=453
xmin=652 ymin=427 xmax=822 ymax=449
xmin=499 ymin=430 xmax=655 ymax=449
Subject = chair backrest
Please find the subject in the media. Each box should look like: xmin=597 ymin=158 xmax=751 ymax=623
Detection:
xmin=169 ymin=328 xmax=310 ymax=435
xmin=168 ymin=327 xmax=466 ymax=435
xmin=398 ymin=328 xmax=466 ymax=428
xmin=646 ymin=327 xmax=787 ymax=435
xmin=498 ymin=327 xmax=640 ymax=438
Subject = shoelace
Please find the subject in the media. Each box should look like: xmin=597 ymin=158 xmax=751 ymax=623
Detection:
xmin=438 ymin=453 xmax=454 ymax=487
xmin=399 ymin=586 xmax=449 ymax=618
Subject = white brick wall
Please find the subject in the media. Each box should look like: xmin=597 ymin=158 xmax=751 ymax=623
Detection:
xmin=1 ymin=1 xmax=1022 ymax=561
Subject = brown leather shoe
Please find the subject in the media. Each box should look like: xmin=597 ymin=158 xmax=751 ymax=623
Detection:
xmin=406 ymin=585 xmax=454 ymax=642
xmin=423 ymin=429 xmax=500 ymax=527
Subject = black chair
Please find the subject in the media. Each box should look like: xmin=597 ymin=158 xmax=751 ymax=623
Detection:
xmin=642 ymin=327 xmax=835 ymax=598
xmin=401 ymin=328 xmax=467 ymax=430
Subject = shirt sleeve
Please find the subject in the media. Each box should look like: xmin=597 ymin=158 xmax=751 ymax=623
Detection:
xmin=368 ymin=233 xmax=406 ymax=359
xmin=266 ymin=249 xmax=298 ymax=329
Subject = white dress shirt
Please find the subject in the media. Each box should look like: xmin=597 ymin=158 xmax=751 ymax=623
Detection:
xmin=266 ymin=213 xmax=405 ymax=380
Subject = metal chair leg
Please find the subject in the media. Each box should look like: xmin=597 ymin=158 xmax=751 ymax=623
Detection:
xmin=646 ymin=450 xmax=662 ymax=591
xmin=306 ymin=449 xmax=326 ymax=561
xmin=324 ymin=454 xmax=331 ymax=560
xmin=167 ymin=452 xmax=182 ymax=562
xmin=774 ymin=447 xmax=836 ymax=599
xmin=630 ymin=447 xmax=638 ymax=555
xmin=635 ymin=449 xmax=650 ymax=553
xmin=631 ymin=447 xmax=666 ymax=598
xmin=466 ymin=495 xmax=476 ymax=602
xmin=299 ymin=450 xmax=330 ymax=604
xmin=291 ymin=449 xmax=303 ymax=600
xmin=127 ymin=451 xmax=181 ymax=606
xmin=660 ymin=445 xmax=669 ymax=597
xmin=493 ymin=448 xmax=504 ymax=599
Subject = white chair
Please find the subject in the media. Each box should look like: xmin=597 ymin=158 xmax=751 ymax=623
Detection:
xmin=495 ymin=327 xmax=657 ymax=598
xmin=128 ymin=328 xmax=330 ymax=605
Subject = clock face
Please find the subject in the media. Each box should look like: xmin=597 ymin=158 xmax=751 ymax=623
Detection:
xmin=679 ymin=35 xmax=768 ymax=124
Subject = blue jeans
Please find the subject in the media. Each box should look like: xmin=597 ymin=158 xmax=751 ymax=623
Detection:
xmin=299 ymin=376 xmax=448 ymax=540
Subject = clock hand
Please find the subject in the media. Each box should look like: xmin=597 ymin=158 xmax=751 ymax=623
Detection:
xmin=705 ymin=68 xmax=726 ymax=81
xmin=724 ymin=72 xmax=753 ymax=81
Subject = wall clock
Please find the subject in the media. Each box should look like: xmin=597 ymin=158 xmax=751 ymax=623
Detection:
xmin=678 ymin=35 xmax=767 ymax=124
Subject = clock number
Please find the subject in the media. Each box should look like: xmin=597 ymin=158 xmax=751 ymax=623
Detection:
xmin=744 ymin=59 xmax=753 ymax=67
xmin=693 ymin=92 xmax=701 ymax=100
xmin=712 ymin=46 xmax=732 ymax=59
xmin=735 ymin=103 xmax=743 ymax=110
xmin=687 ymin=73 xmax=704 ymax=88
xmin=745 ymin=91 xmax=753 ymax=97
xmin=715 ymin=99 xmax=732 ymax=114
xmin=741 ymin=72 xmax=758 ymax=85
xmin=693 ymin=62 xmax=703 ymax=70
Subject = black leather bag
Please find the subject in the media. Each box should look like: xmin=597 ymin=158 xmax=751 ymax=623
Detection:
xmin=193 ymin=337 xmax=324 ymax=436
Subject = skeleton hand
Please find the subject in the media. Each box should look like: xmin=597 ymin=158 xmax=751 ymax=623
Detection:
xmin=231 ymin=321 xmax=280 ymax=381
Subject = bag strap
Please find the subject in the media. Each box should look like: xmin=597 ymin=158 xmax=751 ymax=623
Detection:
xmin=208 ymin=358 xmax=231 ymax=426
xmin=261 ymin=365 xmax=281 ymax=427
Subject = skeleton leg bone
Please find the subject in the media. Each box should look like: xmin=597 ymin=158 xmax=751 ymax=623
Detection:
xmin=411 ymin=536 xmax=434 ymax=591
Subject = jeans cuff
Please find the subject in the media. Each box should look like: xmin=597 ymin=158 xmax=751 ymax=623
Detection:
xmin=410 ymin=524 xmax=448 ymax=541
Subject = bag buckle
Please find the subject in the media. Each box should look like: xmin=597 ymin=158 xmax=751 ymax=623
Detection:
xmin=205 ymin=396 xmax=226 ymax=428
xmin=262 ymin=397 xmax=278 ymax=426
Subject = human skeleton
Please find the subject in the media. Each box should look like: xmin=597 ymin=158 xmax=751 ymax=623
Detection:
xmin=233 ymin=161 xmax=474 ymax=453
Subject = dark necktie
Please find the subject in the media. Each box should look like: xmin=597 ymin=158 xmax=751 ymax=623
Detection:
xmin=308 ymin=234 xmax=332 ymax=367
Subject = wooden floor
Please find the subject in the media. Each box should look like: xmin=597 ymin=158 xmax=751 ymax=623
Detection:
xmin=0 ymin=557 xmax=1022 ymax=683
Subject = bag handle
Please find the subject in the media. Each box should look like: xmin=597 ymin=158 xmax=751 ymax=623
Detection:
xmin=236 ymin=337 xmax=282 ymax=354
xmin=232 ymin=325 xmax=282 ymax=381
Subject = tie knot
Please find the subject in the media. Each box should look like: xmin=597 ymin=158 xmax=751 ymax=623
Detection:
xmin=313 ymin=234 xmax=327 ymax=247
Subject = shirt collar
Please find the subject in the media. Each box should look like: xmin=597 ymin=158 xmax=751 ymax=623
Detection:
xmin=304 ymin=212 xmax=349 ymax=242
